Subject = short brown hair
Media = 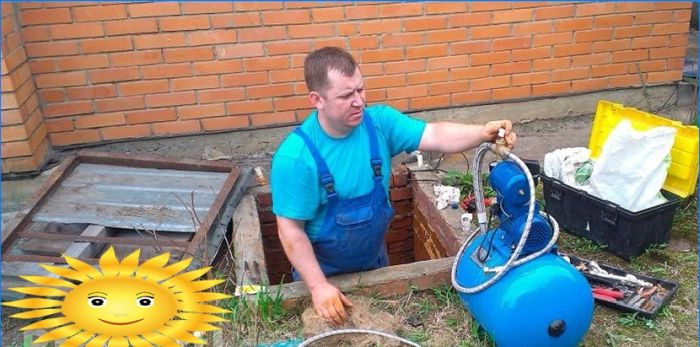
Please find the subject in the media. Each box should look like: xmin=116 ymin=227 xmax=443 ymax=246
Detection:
xmin=304 ymin=47 xmax=357 ymax=94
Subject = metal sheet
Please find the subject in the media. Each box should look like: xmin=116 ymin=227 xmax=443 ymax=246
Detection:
xmin=32 ymin=163 xmax=229 ymax=232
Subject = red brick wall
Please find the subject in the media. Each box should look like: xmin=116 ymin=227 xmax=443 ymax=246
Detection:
xmin=5 ymin=2 xmax=693 ymax=156
xmin=257 ymin=167 xmax=416 ymax=284
xmin=1 ymin=2 xmax=49 ymax=173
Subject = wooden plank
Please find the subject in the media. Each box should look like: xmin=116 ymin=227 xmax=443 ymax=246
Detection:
xmin=64 ymin=224 xmax=108 ymax=259
xmin=78 ymin=149 xmax=233 ymax=172
xmin=232 ymin=194 xmax=268 ymax=286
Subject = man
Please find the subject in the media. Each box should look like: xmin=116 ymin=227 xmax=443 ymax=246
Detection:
xmin=271 ymin=47 xmax=516 ymax=325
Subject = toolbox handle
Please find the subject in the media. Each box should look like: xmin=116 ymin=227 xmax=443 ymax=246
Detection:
xmin=601 ymin=203 xmax=618 ymax=226
xmin=550 ymin=180 xmax=563 ymax=201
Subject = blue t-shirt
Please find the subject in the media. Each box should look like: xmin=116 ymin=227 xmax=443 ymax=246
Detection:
xmin=271 ymin=104 xmax=426 ymax=240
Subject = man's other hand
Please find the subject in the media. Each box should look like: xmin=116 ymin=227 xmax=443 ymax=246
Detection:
xmin=310 ymin=281 xmax=353 ymax=325
xmin=483 ymin=120 xmax=517 ymax=148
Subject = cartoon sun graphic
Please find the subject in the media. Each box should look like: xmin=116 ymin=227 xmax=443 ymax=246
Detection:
xmin=3 ymin=247 xmax=230 ymax=346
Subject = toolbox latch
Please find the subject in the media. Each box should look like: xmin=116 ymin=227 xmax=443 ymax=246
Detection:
xmin=601 ymin=203 xmax=618 ymax=226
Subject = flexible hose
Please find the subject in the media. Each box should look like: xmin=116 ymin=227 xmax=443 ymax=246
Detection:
xmin=452 ymin=143 xmax=558 ymax=294
xmin=298 ymin=328 xmax=423 ymax=347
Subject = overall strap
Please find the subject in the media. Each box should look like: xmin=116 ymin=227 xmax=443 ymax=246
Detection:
xmin=363 ymin=113 xmax=383 ymax=179
xmin=293 ymin=127 xmax=337 ymax=197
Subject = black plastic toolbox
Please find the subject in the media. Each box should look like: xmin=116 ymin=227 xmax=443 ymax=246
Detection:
xmin=541 ymin=174 xmax=681 ymax=260
xmin=565 ymin=254 xmax=679 ymax=318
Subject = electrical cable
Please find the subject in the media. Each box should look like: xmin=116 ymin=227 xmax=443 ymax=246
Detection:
xmin=298 ymin=328 xmax=423 ymax=347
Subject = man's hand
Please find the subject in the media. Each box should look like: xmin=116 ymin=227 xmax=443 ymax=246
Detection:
xmin=482 ymin=120 xmax=517 ymax=148
xmin=310 ymin=281 xmax=353 ymax=325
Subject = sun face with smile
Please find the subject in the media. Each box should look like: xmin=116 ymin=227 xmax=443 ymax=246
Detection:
xmin=4 ymin=247 xmax=230 ymax=346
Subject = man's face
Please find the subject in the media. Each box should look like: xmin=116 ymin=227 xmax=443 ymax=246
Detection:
xmin=311 ymin=67 xmax=365 ymax=136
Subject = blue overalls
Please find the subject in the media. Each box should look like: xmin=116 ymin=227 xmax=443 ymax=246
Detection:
xmin=291 ymin=114 xmax=395 ymax=281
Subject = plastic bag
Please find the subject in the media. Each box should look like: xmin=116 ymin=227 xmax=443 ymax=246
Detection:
xmin=589 ymin=120 xmax=676 ymax=212
xmin=543 ymin=147 xmax=592 ymax=191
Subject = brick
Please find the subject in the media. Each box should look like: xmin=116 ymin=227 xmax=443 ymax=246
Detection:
xmin=652 ymin=23 xmax=690 ymax=36
xmin=554 ymin=18 xmax=593 ymax=32
xmin=492 ymin=37 xmax=531 ymax=51
xmin=177 ymin=103 xmax=225 ymax=120
xmin=426 ymin=29 xmax=467 ymax=44
xmin=379 ymin=3 xmax=422 ymax=18
xmin=631 ymin=36 xmax=669 ymax=49
xmin=101 ymin=124 xmax=151 ymax=141
xmin=593 ymin=39 xmax=631 ymax=53
xmin=534 ymin=5 xmax=574 ymax=20
xmin=451 ymin=41 xmax=490 ymax=55
xmin=20 ymin=8 xmax=71 ymax=25
xmin=164 ymin=47 xmax=213 ymax=63
xmin=244 ymin=56 xmax=289 ymax=72
xmin=234 ymin=2 xmax=283 ymax=11
xmin=591 ymin=64 xmax=628 ymax=77
xmin=533 ymin=58 xmax=571 ymax=71
xmin=145 ymin=91 xmax=196 ymax=108
xmin=195 ymin=88 xmax=245 ymax=105
xmin=21 ymin=27 xmax=51 ymax=42
xmin=451 ymin=66 xmax=489 ymax=80
xmin=628 ymin=60 xmax=667 ymax=73
xmin=171 ymin=76 xmax=219 ymax=91
xmin=182 ymin=2 xmax=232 ymax=14
xmin=383 ymin=33 xmax=424 ymax=47
xmin=225 ymin=100 xmax=273 ymax=115
xmin=492 ymin=85 xmax=531 ymax=100
xmin=384 ymin=60 xmax=426 ymax=74
xmin=134 ymin=33 xmax=186 ymax=49
xmin=128 ymin=2 xmax=180 ymax=17
xmin=74 ymin=4 xmax=126 ymax=22
xmin=2 ymin=48 xmax=27 ymax=74
xmin=81 ymin=37 xmax=132 ymax=53
xmin=361 ymin=48 xmax=404 ymax=63
xmin=667 ymin=58 xmax=685 ymax=70
xmin=615 ymin=2 xmax=655 ymax=12
xmin=673 ymin=9 xmax=692 ymax=22
xmin=429 ymin=81 xmax=468 ymax=95
xmin=222 ymin=72 xmax=269 ymax=87
xmin=513 ymin=47 xmax=551 ymax=61
xmin=366 ymin=75 xmax=406 ymax=88
xmin=447 ymin=12 xmax=491 ymax=27
xmin=39 ymin=89 xmax=65 ymax=103
xmin=75 ymin=113 xmax=125 ymax=129
xmin=201 ymin=116 xmax=249 ymax=131
xmin=262 ymin=10 xmax=310 ymax=25
xmin=104 ymin=18 xmax=158 ymax=35
xmin=655 ymin=2 xmax=692 ymax=10
xmin=288 ymin=24 xmax=335 ymax=39
xmin=572 ymin=78 xmax=609 ymax=92
xmin=649 ymin=47 xmax=686 ymax=59
xmin=575 ymin=29 xmax=613 ymax=43
xmin=119 ymin=80 xmax=169 ymax=96
xmin=471 ymin=51 xmax=510 ymax=66
xmin=143 ymin=63 xmax=192 ymax=79
xmin=514 ymin=22 xmax=553 ymax=35
xmin=95 ymin=96 xmax=145 ymax=113
xmin=50 ymin=129 xmax=100 ymax=146
xmin=66 ymin=85 xmax=117 ymax=100
xmin=239 ymin=27 xmax=286 ymax=42
xmin=25 ymin=41 xmax=79 ymax=57
xmin=349 ymin=37 xmax=379 ymax=50
xmin=426 ymin=2 xmax=467 ymax=14
xmin=575 ymin=2 xmax=616 ymax=16
xmin=492 ymin=61 xmax=530 ymax=76
xmin=49 ymin=23 xmax=103 ymax=39
xmin=493 ymin=8 xmax=532 ymax=23
xmin=112 ymin=50 xmax=162 ymax=67
xmin=427 ymin=55 xmax=469 ymax=70
xmin=572 ymin=53 xmax=611 ymax=67
xmin=35 ymin=71 xmax=86 ymax=88
xmin=45 ymin=118 xmax=74 ymax=133
xmin=554 ymin=43 xmax=593 ymax=57
xmin=193 ymin=60 xmax=242 ymax=76
xmin=56 ymin=55 xmax=109 ymax=71
xmin=390 ymin=186 xmax=413 ymax=201
xmin=359 ymin=20 xmax=402 ymax=35
xmin=251 ymin=111 xmax=296 ymax=126
xmin=189 ymin=29 xmax=237 ymax=46
xmin=311 ymin=7 xmax=344 ymax=22
xmin=470 ymin=2 xmax=511 ymax=11
xmin=512 ymin=71 xmax=550 ymax=86
xmin=274 ymin=95 xmax=310 ymax=111
xmin=211 ymin=13 xmax=260 ymax=29
xmin=215 ymin=43 xmax=264 ymax=60
xmin=610 ymin=74 xmax=641 ymax=87
xmin=472 ymin=24 xmax=512 ymax=39
xmin=337 ymin=22 xmax=357 ymax=36
xmin=247 ymin=83 xmax=295 ymax=99
xmin=669 ymin=34 xmax=688 ymax=47
xmin=346 ymin=5 xmax=379 ymax=20
xmin=594 ymin=14 xmax=635 ymax=28
xmin=552 ymin=68 xmax=589 ymax=82
xmin=90 ymin=67 xmax=139 ymax=84
xmin=612 ymin=49 xmax=648 ymax=63
xmin=452 ymin=90 xmax=491 ymax=105
xmin=153 ymin=120 xmax=201 ymax=136
xmin=533 ymin=81 xmax=570 ymax=96
xmin=614 ymin=26 xmax=653 ymax=39
xmin=646 ymin=70 xmax=682 ymax=83
xmin=126 ymin=109 xmax=177 ymax=124
xmin=471 ymin=76 xmax=510 ymax=91
xmin=159 ymin=15 xmax=210 ymax=32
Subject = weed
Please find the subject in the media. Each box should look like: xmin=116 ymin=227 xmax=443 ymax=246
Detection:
xmin=432 ymin=283 xmax=458 ymax=308
xmin=442 ymin=170 xmax=495 ymax=199
xmin=406 ymin=329 xmax=429 ymax=343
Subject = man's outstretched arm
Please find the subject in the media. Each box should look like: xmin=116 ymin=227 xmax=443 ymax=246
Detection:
xmin=276 ymin=216 xmax=352 ymax=325
xmin=418 ymin=120 xmax=517 ymax=153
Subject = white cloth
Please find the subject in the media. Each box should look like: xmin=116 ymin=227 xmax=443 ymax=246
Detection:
xmin=544 ymin=147 xmax=592 ymax=191
xmin=434 ymin=185 xmax=460 ymax=210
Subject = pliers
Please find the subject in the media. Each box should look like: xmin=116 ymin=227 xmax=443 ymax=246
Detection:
xmin=592 ymin=287 xmax=625 ymax=302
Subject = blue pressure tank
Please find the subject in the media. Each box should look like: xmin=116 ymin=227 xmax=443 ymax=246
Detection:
xmin=455 ymin=160 xmax=594 ymax=347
